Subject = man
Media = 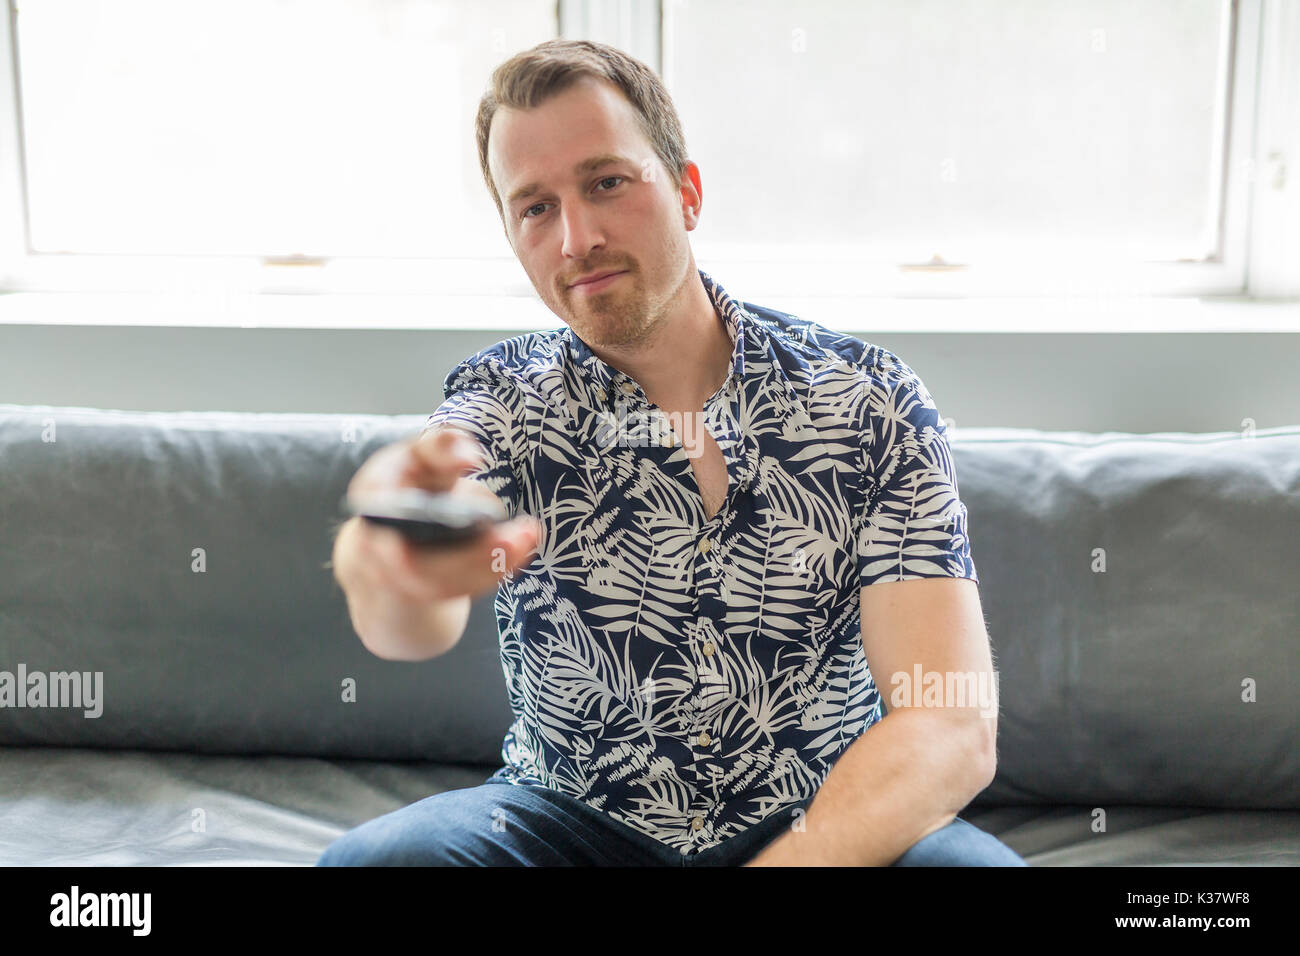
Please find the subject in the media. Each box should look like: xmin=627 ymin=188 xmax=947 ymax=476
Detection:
xmin=319 ymin=38 xmax=1027 ymax=867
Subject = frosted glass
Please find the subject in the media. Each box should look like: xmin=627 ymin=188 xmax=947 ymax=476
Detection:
xmin=16 ymin=0 xmax=556 ymax=256
xmin=667 ymin=0 xmax=1229 ymax=261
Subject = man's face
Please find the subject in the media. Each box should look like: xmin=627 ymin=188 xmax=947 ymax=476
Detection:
xmin=488 ymin=75 xmax=696 ymax=351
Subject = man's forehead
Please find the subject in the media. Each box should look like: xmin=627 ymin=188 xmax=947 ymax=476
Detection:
xmin=490 ymin=81 xmax=645 ymax=197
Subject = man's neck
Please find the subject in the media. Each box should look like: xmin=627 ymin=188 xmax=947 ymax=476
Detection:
xmin=587 ymin=268 xmax=733 ymax=415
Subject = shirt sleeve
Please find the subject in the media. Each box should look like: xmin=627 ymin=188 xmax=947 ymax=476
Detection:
xmin=420 ymin=380 xmax=524 ymax=521
xmin=855 ymin=350 xmax=977 ymax=588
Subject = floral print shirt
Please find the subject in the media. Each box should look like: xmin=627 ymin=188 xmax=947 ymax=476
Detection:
xmin=422 ymin=269 xmax=977 ymax=856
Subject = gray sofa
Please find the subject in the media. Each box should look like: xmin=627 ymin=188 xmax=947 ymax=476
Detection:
xmin=1 ymin=401 xmax=1297 ymax=866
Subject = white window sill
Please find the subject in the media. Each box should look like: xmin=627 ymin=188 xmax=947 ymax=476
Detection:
xmin=1 ymin=290 xmax=1299 ymax=333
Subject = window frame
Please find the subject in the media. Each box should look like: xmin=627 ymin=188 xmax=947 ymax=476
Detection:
xmin=0 ymin=0 xmax=1296 ymax=308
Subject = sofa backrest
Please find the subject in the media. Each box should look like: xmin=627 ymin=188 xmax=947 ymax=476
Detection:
xmin=0 ymin=404 xmax=514 ymax=765
xmin=957 ymin=425 xmax=1299 ymax=811
xmin=1 ymin=404 xmax=1296 ymax=809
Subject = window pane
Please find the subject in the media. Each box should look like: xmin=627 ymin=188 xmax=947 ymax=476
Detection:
xmin=16 ymin=0 xmax=555 ymax=256
xmin=667 ymin=0 xmax=1230 ymax=262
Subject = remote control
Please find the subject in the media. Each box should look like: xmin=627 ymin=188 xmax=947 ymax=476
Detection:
xmin=342 ymin=488 xmax=508 ymax=545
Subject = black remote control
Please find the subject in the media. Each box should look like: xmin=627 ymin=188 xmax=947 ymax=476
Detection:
xmin=342 ymin=488 xmax=508 ymax=545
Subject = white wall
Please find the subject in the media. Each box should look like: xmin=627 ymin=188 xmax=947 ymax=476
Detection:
xmin=2 ymin=323 xmax=1296 ymax=434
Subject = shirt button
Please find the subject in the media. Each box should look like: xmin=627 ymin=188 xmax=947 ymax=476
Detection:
xmin=620 ymin=382 xmax=637 ymax=395
xmin=595 ymin=388 xmax=607 ymax=402
xmin=660 ymin=432 xmax=676 ymax=447
xmin=697 ymin=731 xmax=711 ymax=747
xmin=691 ymin=817 xmax=704 ymax=831
xmin=697 ymin=538 xmax=712 ymax=554
xmin=702 ymin=641 xmax=715 ymax=657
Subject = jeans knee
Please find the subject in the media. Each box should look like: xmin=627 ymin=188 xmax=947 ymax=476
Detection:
xmin=315 ymin=831 xmax=377 ymax=867
xmin=315 ymin=825 xmax=455 ymax=867
xmin=892 ymin=818 xmax=1028 ymax=867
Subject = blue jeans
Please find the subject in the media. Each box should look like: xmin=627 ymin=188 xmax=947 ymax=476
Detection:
xmin=316 ymin=778 xmax=1028 ymax=867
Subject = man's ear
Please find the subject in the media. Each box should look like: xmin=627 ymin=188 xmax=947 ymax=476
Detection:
xmin=679 ymin=161 xmax=704 ymax=231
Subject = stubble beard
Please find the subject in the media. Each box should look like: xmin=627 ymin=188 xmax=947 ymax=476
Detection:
xmin=565 ymin=271 xmax=658 ymax=352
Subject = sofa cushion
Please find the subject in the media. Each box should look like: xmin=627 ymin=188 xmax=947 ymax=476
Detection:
xmin=1 ymin=746 xmax=1297 ymax=865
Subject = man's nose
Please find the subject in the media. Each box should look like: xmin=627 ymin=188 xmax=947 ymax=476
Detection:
xmin=560 ymin=201 xmax=605 ymax=260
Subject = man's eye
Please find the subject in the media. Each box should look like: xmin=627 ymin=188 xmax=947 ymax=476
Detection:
xmin=521 ymin=177 xmax=623 ymax=220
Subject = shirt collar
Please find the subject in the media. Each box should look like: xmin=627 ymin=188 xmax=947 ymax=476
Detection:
xmin=565 ymin=268 xmax=748 ymax=407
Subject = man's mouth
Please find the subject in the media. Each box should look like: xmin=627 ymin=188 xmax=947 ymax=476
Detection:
xmin=570 ymin=270 xmax=627 ymax=292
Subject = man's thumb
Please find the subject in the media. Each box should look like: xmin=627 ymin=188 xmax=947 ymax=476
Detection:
xmin=412 ymin=429 xmax=483 ymax=472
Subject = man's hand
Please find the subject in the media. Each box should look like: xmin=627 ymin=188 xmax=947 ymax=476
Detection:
xmin=337 ymin=427 xmax=542 ymax=604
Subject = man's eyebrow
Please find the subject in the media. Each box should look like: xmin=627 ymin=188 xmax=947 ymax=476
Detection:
xmin=506 ymin=154 xmax=634 ymax=208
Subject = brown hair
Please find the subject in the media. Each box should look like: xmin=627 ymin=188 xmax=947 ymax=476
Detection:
xmin=475 ymin=39 xmax=690 ymax=224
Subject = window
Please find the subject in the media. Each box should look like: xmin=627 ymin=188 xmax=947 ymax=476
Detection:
xmin=0 ymin=0 xmax=1295 ymax=304
xmin=668 ymin=0 xmax=1251 ymax=296
xmin=1 ymin=0 xmax=557 ymax=293
xmin=18 ymin=0 xmax=557 ymax=259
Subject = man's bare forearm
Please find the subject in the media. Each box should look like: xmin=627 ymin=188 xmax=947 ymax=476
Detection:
xmin=332 ymin=515 xmax=471 ymax=661
xmin=746 ymin=707 xmax=994 ymax=866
